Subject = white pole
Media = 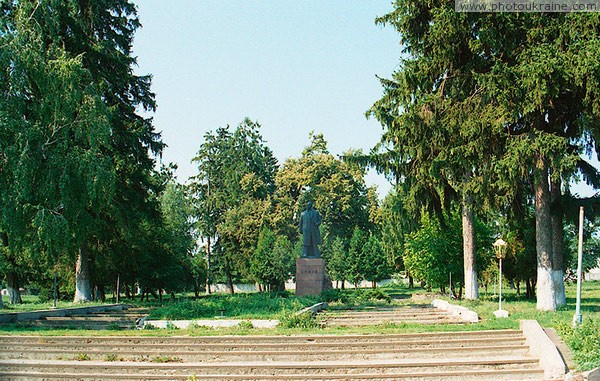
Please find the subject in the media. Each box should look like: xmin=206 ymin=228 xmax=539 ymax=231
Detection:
xmin=574 ymin=206 xmax=584 ymax=326
xmin=499 ymin=258 xmax=503 ymax=311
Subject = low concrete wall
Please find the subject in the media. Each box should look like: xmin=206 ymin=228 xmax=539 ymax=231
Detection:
xmin=431 ymin=299 xmax=479 ymax=323
xmin=0 ymin=304 xmax=129 ymax=324
xmin=295 ymin=302 xmax=328 ymax=316
xmin=521 ymin=319 xmax=567 ymax=380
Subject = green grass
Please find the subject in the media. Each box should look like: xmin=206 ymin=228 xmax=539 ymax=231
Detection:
xmin=146 ymin=291 xmax=319 ymax=320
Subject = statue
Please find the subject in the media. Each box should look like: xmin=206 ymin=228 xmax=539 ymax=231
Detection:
xmin=299 ymin=201 xmax=322 ymax=258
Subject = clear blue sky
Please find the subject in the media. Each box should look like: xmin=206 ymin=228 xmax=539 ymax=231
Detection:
xmin=132 ymin=0 xmax=598 ymax=198
xmin=132 ymin=0 xmax=400 ymax=196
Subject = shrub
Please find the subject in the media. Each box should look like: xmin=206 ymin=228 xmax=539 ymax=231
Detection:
xmin=557 ymin=319 xmax=600 ymax=370
xmin=280 ymin=311 xmax=319 ymax=329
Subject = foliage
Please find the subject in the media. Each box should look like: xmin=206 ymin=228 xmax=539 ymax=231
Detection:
xmin=347 ymin=228 xmax=367 ymax=286
xmin=147 ymin=292 xmax=317 ymax=320
xmin=275 ymin=133 xmax=376 ymax=248
xmin=0 ymin=0 xmax=166 ymax=303
xmin=322 ymin=237 xmax=348 ymax=286
xmin=73 ymin=353 xmax=91 ymax=361
xmin=319 ymin=287 xmax=392 ymax=305
xmin=557 ymin=319 xmax=600 ymax=371
xmin=403 ymin=212 xmax=462 ymax=293
xmin=362 ymin=234 xmax=392 ymax=286
xmin=279 ymin=310 xmax=319 ymax=329
xmin=189 ymin=119 xmax=279 ymax=291
xmin=379 ymin=189 xmax=418 ymax=272
xmin=251 ymin=229 xmax=296 ymax=291
xmin=151 ymin=355 xmax=183 ymax=363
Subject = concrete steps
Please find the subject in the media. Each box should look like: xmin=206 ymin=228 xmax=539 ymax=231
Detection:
xmin=12 ymin=307 xmax=149 ymax=330
xmin=319 ymin=305 xmax=465 ymax=326
xmin=0 ymin=330 xmax=547 ymax=380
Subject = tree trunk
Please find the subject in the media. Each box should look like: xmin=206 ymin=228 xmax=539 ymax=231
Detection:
xmin=462 ymin=186 xmax=478 ymax=300
xmin=534 ymin=156 xmax=556 ymax=311
xmin=6 ymin=271 xmax=22 ymax=304
xmin=226 ymin=259 xmax=235 ymax=295
xmin=206 ymin=236 xmax=212 ymax=294
xmin=94 ymin=285 xmax=106 ymax=302
xmin=550 ymin=175 xmax=567 ymax=307
xmin=74 ymin=245 xmax=93 ymax=303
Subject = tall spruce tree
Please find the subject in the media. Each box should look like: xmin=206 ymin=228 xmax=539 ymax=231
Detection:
xmin=0 ymin=0 xmax=163 ymax=302
xmin=368 ymin=3 xmax=500 ymax=300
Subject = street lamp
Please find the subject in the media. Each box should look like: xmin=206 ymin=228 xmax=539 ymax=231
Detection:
xmin=493 ymin=238 xmax=509 ymax=318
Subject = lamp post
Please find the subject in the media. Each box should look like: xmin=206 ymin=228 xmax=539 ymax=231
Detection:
xmin=493 ymin=238 xmax=509 ymax=318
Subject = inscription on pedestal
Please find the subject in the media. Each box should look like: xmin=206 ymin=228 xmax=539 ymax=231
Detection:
xmin=295 ymin=258 xmax=331 ymax=296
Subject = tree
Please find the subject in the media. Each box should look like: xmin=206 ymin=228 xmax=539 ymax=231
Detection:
xmin=362 ymin=234 xmax=391 ymax=288
xmin=159 ymin=178 xmax=197 ymax=296
xmin=0 ymin=0 xmax=164 ymax=303
xmin=275 ymin=133 xmax=375 ymax=264
xmin=403 ymin=212 xmax=463 ymax=294
xmin=367 ymin=3 xmax=504 ymax=300
xmin=251 ymin=229 xmax=295 ymax=291
xmin=347 ymin=227 xmax=367 ymax=287
xmin=190 ymin=119 xmax=279 ymax=293
xmin=481 ymin=13 xmax=600 ymax=310
xmin=0 ymin=0 xmax=115 ymax=303
xmin=379 ymin=187 xmax=419 ymax=276
xmin=323 ymin=236 xmax=348 ymax=288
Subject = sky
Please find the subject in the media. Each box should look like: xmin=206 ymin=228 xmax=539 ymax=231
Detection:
xmin=131 ymin=1 xmax=598 ymax=199
xmin=131 ymin=0 xmax=400 ymax=196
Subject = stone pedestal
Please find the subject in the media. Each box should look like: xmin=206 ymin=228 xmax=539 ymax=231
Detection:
xmin=295 ymin=258 xmax=331 ymax=296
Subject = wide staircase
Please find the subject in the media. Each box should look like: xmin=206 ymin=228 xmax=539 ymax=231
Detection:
xmin=0 ymin=330 xmax=546 ymax=380
xmin=318 ymin=304 xmax=465 ymax=327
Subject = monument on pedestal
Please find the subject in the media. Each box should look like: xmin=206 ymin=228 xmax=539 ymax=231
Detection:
xmin=295 ymin=202 xmax=331 ymax=296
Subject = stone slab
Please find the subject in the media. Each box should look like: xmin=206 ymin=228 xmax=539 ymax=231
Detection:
xmin=431 ymin=299 xmax=479 ymax=323
xmin=295 ymin=258 xmax=331 ymax=296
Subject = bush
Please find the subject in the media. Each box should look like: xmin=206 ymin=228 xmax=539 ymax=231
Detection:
xmin=358 ymin=288 xmax=392 ymax=303
xmin=319 ymin=289 xmax=351 ymax=303
xmin=280 ymin=311 xmax=319 ymax=329
xmin=557 ymin=319 xmax=600 ymax=370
